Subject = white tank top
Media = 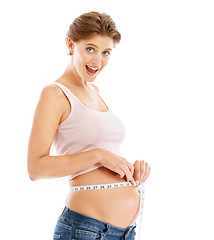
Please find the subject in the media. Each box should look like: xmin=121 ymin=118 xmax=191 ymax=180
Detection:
xmin=52 ymin=82 xmax=126 ymax=180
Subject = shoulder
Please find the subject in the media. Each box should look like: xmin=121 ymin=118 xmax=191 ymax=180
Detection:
xmin=40 ymin=83 xmax=69 ymax=104
xmin=90 ymin=83 xmax=100 ymax=93
xmin=41 ymin=83 xmax=63 ymax=97
xmin=38 ymin=83 xmax=68 ymax=114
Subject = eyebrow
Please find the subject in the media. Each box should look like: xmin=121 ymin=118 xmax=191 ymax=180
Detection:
xmin=85 ymin=43 xmax=112 ymax=51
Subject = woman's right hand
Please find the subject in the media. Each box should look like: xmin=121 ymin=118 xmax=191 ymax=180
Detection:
xmin=96 ymin=148 xmax=136 ymax=186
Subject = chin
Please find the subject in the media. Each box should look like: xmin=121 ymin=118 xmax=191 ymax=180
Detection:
xmin=82 ymin=77 xmax=95 ymax=84
xmin=84 ymin=73 xmax=100 ymax=82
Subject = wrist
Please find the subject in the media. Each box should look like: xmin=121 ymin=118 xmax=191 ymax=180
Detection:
xmin=91 ymin=148 xmax=102 ymax=165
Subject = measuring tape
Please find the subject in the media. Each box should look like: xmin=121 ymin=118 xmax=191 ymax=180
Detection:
xmin=70 ymin=182 xmax=145 ymax=240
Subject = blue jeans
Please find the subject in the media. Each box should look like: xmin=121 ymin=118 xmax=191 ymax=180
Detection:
xmin=53 ymin=206 xmax=136 ymax=239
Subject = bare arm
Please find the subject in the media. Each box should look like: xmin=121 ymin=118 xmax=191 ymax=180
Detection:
xmin=27 ymin=84 xmax=136 ymax=185
xmin=27 ymin=84 xmax=100 ymax=181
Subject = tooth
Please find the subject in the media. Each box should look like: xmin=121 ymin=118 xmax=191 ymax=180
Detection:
xmin=88 ymin=66 xmax=100 ymax=71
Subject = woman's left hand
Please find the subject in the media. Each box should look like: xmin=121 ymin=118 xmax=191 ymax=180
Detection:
xmin=133 ymin=160 xmax=151 ymax=185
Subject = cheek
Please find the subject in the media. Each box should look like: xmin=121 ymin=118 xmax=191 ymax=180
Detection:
xmin=102 ymin=58 xmax=110 ymax=68
xmin=73 ymin=52 xmax=86 ymax=70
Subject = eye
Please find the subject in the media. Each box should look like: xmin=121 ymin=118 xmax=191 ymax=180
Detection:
xmin=103 ymin=51 xmax=110 ymax=56
xmin=86 ymin=47 xmax=94 ymax=53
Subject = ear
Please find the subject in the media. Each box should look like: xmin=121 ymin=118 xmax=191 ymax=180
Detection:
xmin=66 ymin=36 xmax=74 ymax=54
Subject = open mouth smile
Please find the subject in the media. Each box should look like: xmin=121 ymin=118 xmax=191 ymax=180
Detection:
xmin=86 ymin=65 xmax=102 ymax=75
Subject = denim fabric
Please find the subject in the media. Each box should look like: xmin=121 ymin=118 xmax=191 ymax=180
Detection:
xmin=53 ymin=206 xmax=136 ymax=240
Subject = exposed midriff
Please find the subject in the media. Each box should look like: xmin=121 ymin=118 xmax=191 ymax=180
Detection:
xmin=66 ymin=166 xmax=140 ymax=228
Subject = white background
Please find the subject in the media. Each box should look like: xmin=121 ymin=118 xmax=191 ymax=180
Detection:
xmin=0 ymin=0 xmax=213 ymax=239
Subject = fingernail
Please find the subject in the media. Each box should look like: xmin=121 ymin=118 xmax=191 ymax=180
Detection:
xmin=136 ymin=181 xmax=139 ymax=186
xmin=131 ymin=180 xmax=136 ymax=186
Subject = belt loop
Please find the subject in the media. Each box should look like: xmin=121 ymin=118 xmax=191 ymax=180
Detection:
xmin=61 ymin=206 xmax=66 ymax=217
xmin=123 ymin=228 xmax=130 ymax=240
xmin=101 ymin=223 xmax=110 ymax=239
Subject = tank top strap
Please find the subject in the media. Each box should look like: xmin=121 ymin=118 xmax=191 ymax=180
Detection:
xmin=52 ymin=82 xmax=79 ymax=104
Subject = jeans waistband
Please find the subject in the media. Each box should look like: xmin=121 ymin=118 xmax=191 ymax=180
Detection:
xmin=61 ymin=206 xmax=136 ymax=235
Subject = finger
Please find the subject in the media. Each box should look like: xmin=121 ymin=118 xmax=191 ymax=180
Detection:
xmin=144 ymin=165 xmax=151 ymax=183
xmin=126 ymin=161 xmax=134 ymax=176
xmin=121 ymin=164 xmax=136 ymax=186
xmin=139 ymin=160 xmax=145 ymax=184
xmin=117 ymin=169 xmax=125 ymax=178
xmin=142 ymin=163 xmax=151 ymax=183
xmin=133 ymin=160 xmax=141 ymax=184
xmin=114 ymin=163 xmax=126 ymax=178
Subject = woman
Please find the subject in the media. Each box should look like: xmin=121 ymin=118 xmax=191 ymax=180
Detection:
xmin=27 ymin=11 xmax=151 ymax=240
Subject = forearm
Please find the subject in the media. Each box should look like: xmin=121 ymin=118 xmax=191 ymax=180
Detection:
xmin=28 ymin=148 xmax=101 ymax=181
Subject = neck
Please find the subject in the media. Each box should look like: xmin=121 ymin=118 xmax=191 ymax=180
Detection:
xmin=62 ymin=58 xmax=88 ymax=89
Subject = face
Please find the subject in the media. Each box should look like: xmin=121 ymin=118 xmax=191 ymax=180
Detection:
xmin=70 ymin=34 xmax=114 ymax=83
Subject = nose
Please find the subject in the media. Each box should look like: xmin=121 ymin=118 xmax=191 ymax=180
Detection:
xmin=91 ymin=53 xmax=102 ymax=67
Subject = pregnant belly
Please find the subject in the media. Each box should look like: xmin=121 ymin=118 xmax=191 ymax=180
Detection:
xmin=66 ymin=166 xmax=140 ymax=228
